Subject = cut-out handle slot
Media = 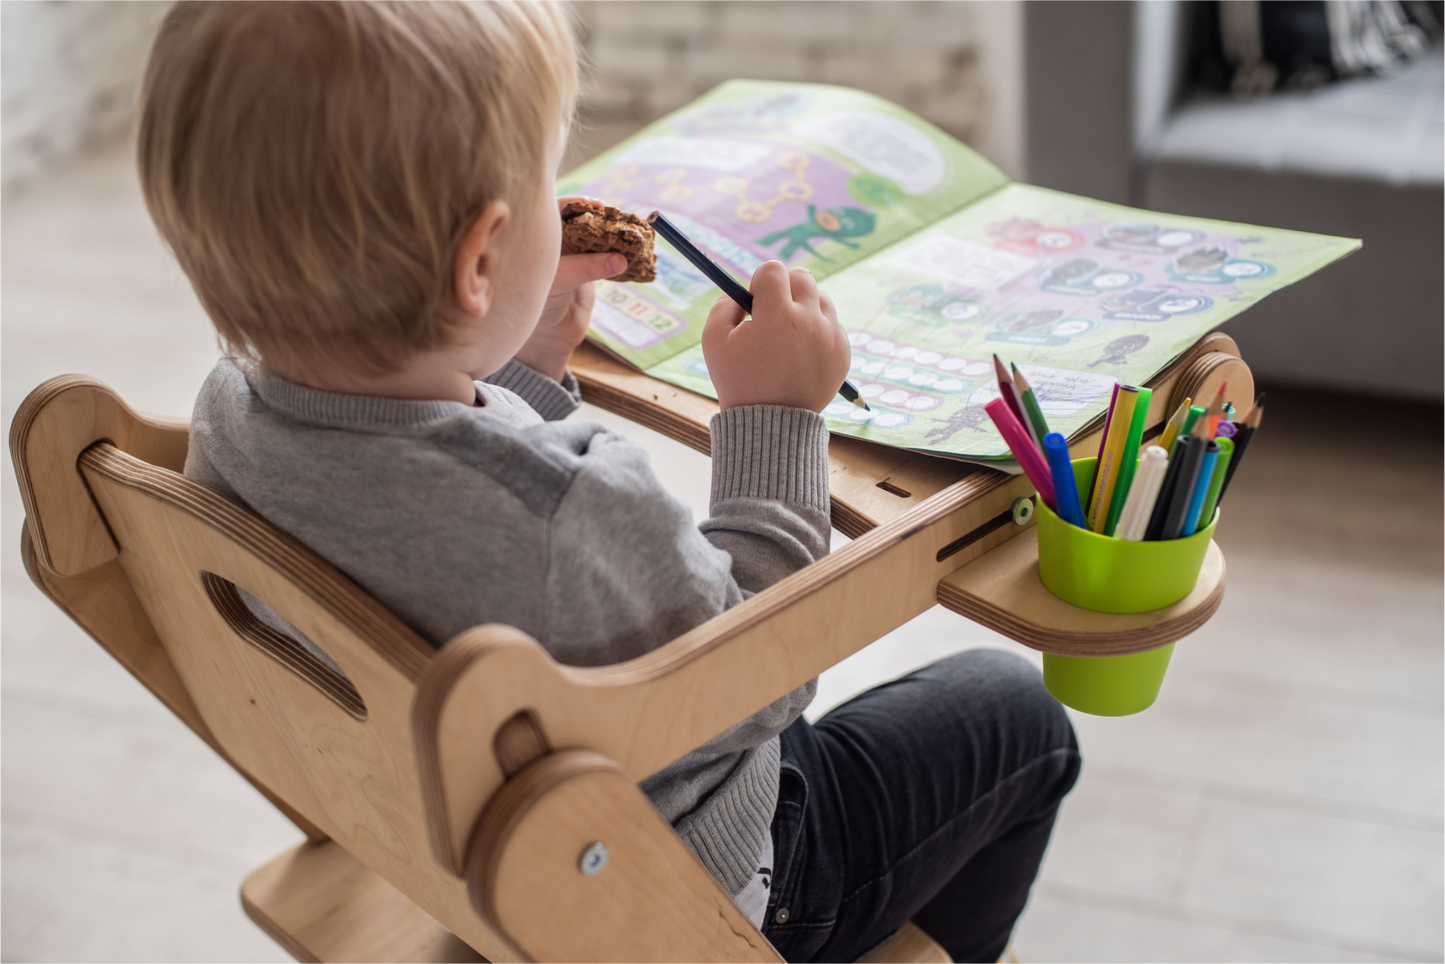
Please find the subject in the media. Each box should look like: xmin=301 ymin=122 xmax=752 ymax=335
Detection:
xmin=876 ymin=480 xmax=912 ymax=498
xmin=202 ymin=572 xmax=366 ymax=720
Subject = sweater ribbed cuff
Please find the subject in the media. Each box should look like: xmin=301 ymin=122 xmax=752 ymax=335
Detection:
xmin=484 ymin=359 xmax=581 ymax=421
xmin=672 ymin=737 xmax=781 ymax=896
xmin=709 ymin=405 xmax=830 ymax=513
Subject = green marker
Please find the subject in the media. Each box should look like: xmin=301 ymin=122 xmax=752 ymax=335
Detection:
xmin=1105 ymin=386 xmax=1151 ymax=536
xmin=1175 ymin=405 xmax=1206 ymax=453
xmin=1195 ymin=437 xmax=1234 ymax=526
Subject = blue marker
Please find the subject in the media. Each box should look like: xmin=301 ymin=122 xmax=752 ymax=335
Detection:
xmin=1043 ymin=433 xmax=1086 ymax=528
xmin=1181 ymin=441 xmax=1220 ymax=536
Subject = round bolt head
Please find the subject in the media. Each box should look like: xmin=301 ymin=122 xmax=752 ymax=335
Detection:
xmin=1011 ymin=497 xmax=1035 ymax=526
xmin=578 ymin=841 xmax=609 ymax=876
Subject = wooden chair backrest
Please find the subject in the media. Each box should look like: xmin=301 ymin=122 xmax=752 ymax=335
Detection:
xmin=11 ymin=377 xmax=515 ymax=959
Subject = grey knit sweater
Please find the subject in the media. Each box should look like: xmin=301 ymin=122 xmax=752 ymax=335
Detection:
xmin=185 ymin=357 xmax=829 ymax=895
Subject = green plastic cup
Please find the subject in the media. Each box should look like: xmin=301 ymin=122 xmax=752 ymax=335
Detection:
xmin=1036 ymin=458 xmax=1216 ymax=716
xmin=1043 ymin=645 xmax=1176 ymax=716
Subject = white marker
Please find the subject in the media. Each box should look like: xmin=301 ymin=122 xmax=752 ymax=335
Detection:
xmin=1116 ymin=446 xmax=1170 ymax=541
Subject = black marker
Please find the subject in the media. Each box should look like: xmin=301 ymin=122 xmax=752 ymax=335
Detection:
xmin=648 ymin=211 xmax=868 ymax=411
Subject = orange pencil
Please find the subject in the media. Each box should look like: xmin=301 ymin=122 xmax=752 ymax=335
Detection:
xmin=1204 ymin=383 xmax=1228 ymax=438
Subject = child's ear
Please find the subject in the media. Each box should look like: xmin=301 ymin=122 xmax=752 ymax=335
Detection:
xmin=453 ymin=201 xmax=511 ymax=318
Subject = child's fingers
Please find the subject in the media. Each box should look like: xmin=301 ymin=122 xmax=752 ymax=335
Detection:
xmin=704 ymin=292 xmax=748 ymax=332
xmin=747 ymin=260 xmax=791 ymax=309
xmin=787 ymin=266 xmax=820 ymax=310
xmin=702 ymin=294 xmax=748 ymax=359
xmin=818 ymin=288 xmax=839 ymax=322
xmin=553 ymin=251 xmax=626 ymax=291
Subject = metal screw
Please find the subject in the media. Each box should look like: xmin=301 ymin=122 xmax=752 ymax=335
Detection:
xmin=774 ymin=907 xmax=790 ymax=924
xmin=578 ymin=841 xmax=608 ymax=876
xmin=1011 ymin=497 xmax=1035 ymax=526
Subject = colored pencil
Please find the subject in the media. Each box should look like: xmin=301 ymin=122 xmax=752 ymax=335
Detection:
xmin=1105 ymin=386 xmax=1151 ymax=536
xmin=1215 ymin=420 xmax=1237 ymax=439
xmin=1195 ymin=437 xmax=1234 ymax=527
xmin=1116 ymin=445 xmax=1169 ymax=541
xmin=993 ymin=355 xmax=1034 ymax=446
xmin=1157 ymin=435 xmax=1207 ymax=540
xmin=1216 ymin=396 xmax=1263 ymax=504
xmin=1012 ymin=363 xmax=1052 ymax=448
xmin=1181 ymin=440 xmax=1220 ymax=536
xmin=1203 ymin=383 xmax=1228 ymax=438
xmin=985 ymin=399 xmax=1056 ymax=510
xmin=1085 ymin=385 xmax=1139 ymax=533
xmin=1043 ymin=432 xmax=1085 ymax=527
xmin=648 ymin=211 xmax=868 ymax=410
xmin=1157 ymin=398 xmax=1190 ymax=453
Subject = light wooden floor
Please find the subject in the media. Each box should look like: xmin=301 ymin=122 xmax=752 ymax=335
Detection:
xmin=3 ymin=142 xmax=1441 ymax=963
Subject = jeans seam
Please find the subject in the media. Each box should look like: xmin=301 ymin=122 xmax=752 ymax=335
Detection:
xmin=838 ymin=744 xmax=1078 ymax=907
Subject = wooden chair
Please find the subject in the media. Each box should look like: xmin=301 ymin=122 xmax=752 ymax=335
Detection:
xmin=9 ymin=335 xmax=1246 ymax=962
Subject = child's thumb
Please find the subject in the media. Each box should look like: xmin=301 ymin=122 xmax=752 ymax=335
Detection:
xmin=556 ymin=251 xmax=626 ymax=289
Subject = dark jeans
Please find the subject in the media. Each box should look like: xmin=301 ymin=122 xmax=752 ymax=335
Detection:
xmin=761 ymin=649 xmax=1081 ymax=963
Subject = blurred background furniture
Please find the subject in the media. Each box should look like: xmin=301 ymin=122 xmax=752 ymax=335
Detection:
xmin=1026 ymin=0 xmax=1444 ymax=400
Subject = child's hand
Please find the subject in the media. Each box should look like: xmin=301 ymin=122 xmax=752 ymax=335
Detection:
xmin=514 ymin=197 xmax=626 ymax=382
xmin=701 ymin=261 xmax=850 ymax=412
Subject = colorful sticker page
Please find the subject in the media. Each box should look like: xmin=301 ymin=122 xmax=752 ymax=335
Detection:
xmin=561 ymin=82 xmax=1359 ymax=464
xmin=805 ymin=183 xmax=1358 ymax=460
xmin=557 ymin=79 xmax=1007 ymax=373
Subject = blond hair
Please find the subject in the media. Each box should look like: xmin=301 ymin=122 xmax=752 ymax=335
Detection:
xmin=138 ymin=1 xmax=578 ymax=375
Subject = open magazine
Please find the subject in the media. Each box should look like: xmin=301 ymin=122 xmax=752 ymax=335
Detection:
xmin=558 ymin=80 xmax=1358 ymax=464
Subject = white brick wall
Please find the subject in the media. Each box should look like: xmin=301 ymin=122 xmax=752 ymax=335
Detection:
xmin=1 ymin=1 xmax=170 ymax=194
xmin=573 ymin=0 xmax=1024 ymax=177
xmin=0 ymin=0 xmax=1025 ymax=194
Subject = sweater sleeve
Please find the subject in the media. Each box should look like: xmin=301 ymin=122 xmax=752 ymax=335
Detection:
xmin=700 ymin=405 xmax=833 ymax=594
xmin=542 ymin=406 xmax=832 ymax=667
xmin=484 ymin=359 xmax=582 ymax=421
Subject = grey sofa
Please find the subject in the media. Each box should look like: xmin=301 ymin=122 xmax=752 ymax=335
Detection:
xmin=1025 ymin=1 xmax=1443 ymax=401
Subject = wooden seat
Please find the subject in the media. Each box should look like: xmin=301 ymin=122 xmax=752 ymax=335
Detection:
xmin=9 ymin=336 xmax=1247 ymax=961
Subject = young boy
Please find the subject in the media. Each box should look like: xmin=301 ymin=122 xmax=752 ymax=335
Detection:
xmin=137 ymin=3 xmax=1078 ymax=960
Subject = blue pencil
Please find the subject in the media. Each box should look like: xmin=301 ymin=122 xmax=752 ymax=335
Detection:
xmin=1181 ymin=441 xmax=1220 ymax=536
xmin=1043 ymin=433 xmax=1086 ymax=528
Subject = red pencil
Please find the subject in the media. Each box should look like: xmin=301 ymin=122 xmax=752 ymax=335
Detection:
xmin=986 ymin=398 xmax=1056 ymax=510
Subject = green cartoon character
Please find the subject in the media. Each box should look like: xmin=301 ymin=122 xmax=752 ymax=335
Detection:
xmin=757 ymin=205 xmax=876 ymax=261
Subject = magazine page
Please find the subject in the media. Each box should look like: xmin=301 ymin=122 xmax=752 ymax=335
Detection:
xmin=794 ymin=183 xmax=1361 ymax=461
xmin=557 ymin=79 xmax=1008 ymax=373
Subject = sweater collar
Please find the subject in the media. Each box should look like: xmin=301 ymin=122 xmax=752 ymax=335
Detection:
xmin=246 ymin=362 xmax=476 ymax=431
